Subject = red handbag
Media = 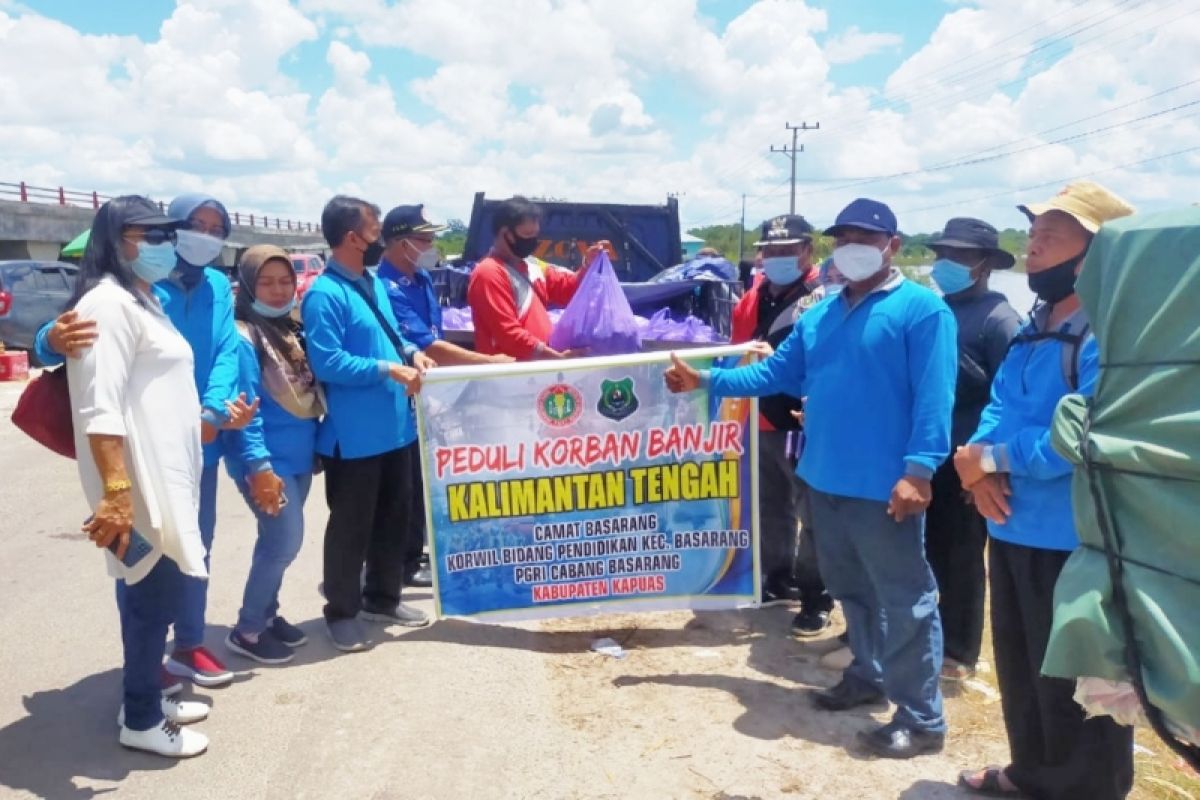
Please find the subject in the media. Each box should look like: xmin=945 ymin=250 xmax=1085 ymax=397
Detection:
xmin=11 ymin=366 xmax=76 ymax=459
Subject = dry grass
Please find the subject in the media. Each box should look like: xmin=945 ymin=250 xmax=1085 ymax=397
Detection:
xmin=959 ymin=600 xmax=1200 ymax=800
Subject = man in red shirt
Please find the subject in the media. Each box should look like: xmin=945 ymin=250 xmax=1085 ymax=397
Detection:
xmin=467 ymin=196 xmax=602 ymax=360
xmin=730 ymin=214 xmax=834 ymax=637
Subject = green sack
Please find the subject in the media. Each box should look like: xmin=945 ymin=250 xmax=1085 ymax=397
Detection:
xmin=1046 ymin=206 xmax=1200 ymax=740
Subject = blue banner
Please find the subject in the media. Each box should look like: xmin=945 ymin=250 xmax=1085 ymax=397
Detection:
xmin=415 ymin=347 xmax=760 ymax=621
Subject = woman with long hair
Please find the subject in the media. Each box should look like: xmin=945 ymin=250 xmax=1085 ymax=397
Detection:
xmin=66 ymin=196 xmax=210 ymax=757
xmin=221 ymin=245 xmax=323 ymax=664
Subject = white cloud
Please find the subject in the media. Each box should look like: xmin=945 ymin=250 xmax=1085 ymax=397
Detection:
xmin=0 ymin=0 xmax=1195 ymax=237
xmin=823 ymin=26 xmax=903 ymax=65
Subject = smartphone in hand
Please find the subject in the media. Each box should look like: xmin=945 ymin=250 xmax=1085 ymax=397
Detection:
xmin=83 ymin=516 xmax=155 ymax=568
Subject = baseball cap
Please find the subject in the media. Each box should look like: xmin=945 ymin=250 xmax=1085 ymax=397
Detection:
xmin=823 ymin=198 xmax=898 ymax=237
xmin=1018 ymin=180 xmax=1135 ymax=234
xmin=382 ymin=204 xmax=448 ymax=240
xmin=124 ymin=197 xmax=184 ymax=229
xmin=753 ymin=214 xmax=814 ymax=247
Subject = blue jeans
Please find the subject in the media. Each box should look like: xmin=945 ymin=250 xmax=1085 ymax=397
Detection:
xmin=808 ymin=488 xmax=946 ymax=733
xmin=174 ymin=462 xmax=218 ymax=650
xmin=116 ymin=557 xmax=184 ymax=731
xmin=235 ymin=472 xmax=312 ymax=635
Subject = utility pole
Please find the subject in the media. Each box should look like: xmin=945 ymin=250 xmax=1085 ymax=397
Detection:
xmin=737 ymin=193 xmax=747 ymax=264
xmin=770 ymin=121 xmax=819 ymax=215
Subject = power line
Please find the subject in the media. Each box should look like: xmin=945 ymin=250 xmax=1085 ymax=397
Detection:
xmin=830 ymin=0 xmax=1185 ymax=141
xmin=831 ymin=0 xmax=1145 ymax=138
xmin=795 ymin=97 xmax=1200 ymax=196
xmin=893 ymin=144 xmax=1200 ymax=216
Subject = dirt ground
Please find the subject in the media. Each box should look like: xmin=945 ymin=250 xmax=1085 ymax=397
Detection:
xmin=530 ymin=604 xmax=1200 ymax=800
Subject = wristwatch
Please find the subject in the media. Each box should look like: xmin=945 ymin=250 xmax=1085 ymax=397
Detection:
xmin=104 ymin=478 xmax=133 ymax=495
xmin=980 ymin=446 xmax=998 ymax=475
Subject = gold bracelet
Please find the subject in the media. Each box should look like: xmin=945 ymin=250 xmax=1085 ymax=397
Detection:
xmin=104 ymin=479 xmax=133 ymax=495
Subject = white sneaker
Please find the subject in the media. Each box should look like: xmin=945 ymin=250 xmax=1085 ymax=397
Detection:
xmin=119 ymin=719 xmax=208 ymax=758
xmin=117 ymin=695 xmax=210 ymax=727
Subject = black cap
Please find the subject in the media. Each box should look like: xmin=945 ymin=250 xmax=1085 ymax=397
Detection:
xmin=124 ymin=197 xmax=184 ymax=229
xmin=754 ymin=214 xmax=814 ymax=247
xmin=382 ymin=204 xmax=448 ymax=240
xmin=928 ymin=217 xmax=1015 ymax=270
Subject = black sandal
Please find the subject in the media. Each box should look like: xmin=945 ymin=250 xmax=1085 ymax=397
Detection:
xmin=957 ymin=766 xmax=1024 ymax=797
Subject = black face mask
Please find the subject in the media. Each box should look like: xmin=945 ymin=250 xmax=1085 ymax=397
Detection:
xmin=362 ymin=237 xmax=385 ymax=268
xmin=1027 ymin=251 xmax=1084 ymax=305
xmin=507 ymin=230 xmax=539 ymax=260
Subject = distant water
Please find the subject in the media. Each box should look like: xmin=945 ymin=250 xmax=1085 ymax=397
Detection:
xmin=916 ymin=266 xmax=1038 ymax=318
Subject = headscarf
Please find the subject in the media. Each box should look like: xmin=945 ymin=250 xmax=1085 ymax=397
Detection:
xmin=167 ymin=192 xmax=232 ymax=289
xmin=234 ymin=245 xmax=323 ymax=420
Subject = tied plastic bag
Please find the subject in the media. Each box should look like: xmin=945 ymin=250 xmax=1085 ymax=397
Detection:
xmin=548 ymin=252 xmax=641 ymax=356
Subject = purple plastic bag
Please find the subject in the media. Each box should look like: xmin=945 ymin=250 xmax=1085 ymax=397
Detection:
xmin=548 ymin=252 xmax=642 ymax=356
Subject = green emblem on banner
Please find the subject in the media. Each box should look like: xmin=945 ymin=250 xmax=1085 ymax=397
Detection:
xmin=597 ymin=377 xmax=639 ymax=422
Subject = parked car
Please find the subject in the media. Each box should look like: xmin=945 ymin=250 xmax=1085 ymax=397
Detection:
xmin=0 ymin=260 xmax=77 ymax=363
xmin=291 ymin=253 xmax=325 ymax=299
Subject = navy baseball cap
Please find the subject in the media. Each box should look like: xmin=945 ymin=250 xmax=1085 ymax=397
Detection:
xmin=382 ymin=204 xmax=448 ymax=240
xmin=823 ymin=198 xmax=898 ymax=237
xmin=753 ymin=214 xmax=814 ymax=247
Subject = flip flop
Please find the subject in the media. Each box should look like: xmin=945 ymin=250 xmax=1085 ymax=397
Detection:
xmin=957 ymin=766 xmax=1024 ymax=797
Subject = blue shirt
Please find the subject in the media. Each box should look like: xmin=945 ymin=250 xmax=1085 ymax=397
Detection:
xmin=708 ymin=273 xmax=958 ymax=503
xmin=220 ymin=330 xmax=318 ymax=481
xmin=377 ymin=259 xmax=442 ymax=350
xmin=35 ymin=267 xmax=240 ymax=467
xmin=301 ymin=258 xmax=418 ymax=459
xmin=970 ymin=307 xmax=1097 ymax=552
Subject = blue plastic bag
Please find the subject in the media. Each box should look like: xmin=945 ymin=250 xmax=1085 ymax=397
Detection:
xmin=548 ymin=252 xmax=642 ymax=356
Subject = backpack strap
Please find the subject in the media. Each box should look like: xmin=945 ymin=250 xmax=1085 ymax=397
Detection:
xmin=1008 ymin=323 xmax=1091 ymax=391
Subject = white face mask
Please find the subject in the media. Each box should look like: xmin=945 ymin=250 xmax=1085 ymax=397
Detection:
xmin=831 ymin=242 xmax=886 ymax=282
xmin=405 ymin=239 xmax=439 ymax=270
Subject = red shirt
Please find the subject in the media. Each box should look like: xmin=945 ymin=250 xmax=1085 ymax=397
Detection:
xmin=731 ymin=266 xmax=821 ymax=431
xmin=467 ymin=255 xmax=581 ymax=360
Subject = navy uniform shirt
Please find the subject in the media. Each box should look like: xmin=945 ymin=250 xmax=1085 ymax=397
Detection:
xmin=377 ymin=258 xmax=442 ymax=350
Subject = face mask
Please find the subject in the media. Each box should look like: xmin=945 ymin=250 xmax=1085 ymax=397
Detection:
xmin=831 ymin=242 xmax=885 ymax=282
xmin=508 ymin=231 xmax=539 ymax=260
xmin=251 ymin=297 xmax=296 ymax=318
xmin=761 ymin=256 xmax=802 ymax=286
xmin=175 ymin=229 xmax=225 ymax=267
xmin=405 ymin=239 xmax=440 ymax=270
xmin=362 ymin=236 xmax=384 ymax=268
xmin=824 ymin=284 xmax=844 ymax=299
xmin=130 ymin=241 xmax=179 ymax=284
xmin=1027 ymin=253 xmax=1083 ymax=305
xmin=931 ymin=258 xmax=979 ymax=296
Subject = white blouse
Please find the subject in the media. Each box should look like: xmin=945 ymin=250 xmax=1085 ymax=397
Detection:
xmin=67 ymin=276 xmax=207 ymax=584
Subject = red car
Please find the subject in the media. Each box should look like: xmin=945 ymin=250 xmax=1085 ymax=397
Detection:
xmin=291 ymin=253 xmax=325 ymax=299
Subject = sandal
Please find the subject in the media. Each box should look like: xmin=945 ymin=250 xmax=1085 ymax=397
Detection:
xmin=957 ymin=766 xmax=1024 ymax=797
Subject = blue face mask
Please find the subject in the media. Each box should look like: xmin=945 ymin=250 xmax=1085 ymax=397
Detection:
xmin=931 ymin=258 xmax=978 ymax=295
xmin=824 ymin=283 xmax=844 ymax=298
xmin=761 ymin=256 xmax=803 ymax=286
xmin=130 ymin=241 xmax=178 ymax=284
xmin=252 ymin=297 xmax=296 ymax=318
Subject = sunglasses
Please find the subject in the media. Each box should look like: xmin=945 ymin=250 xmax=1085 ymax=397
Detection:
xmin=123 ymin=228 xmax=178 ymax=246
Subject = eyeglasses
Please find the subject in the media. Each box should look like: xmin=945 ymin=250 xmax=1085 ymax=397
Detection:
xmin=123 ymin=228 xmax=178 ymax=245
xmin=189 ymin=219 xmax=228 ymax=239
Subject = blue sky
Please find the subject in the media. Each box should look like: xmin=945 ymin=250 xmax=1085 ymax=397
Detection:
xmin=3 ymin=1 xmax=1195 ymax=232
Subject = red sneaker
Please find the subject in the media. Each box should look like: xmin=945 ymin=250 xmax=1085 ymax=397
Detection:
xmin=165 ymin=645 xmax=234 ymax=688
xmin=161 ymin=665 xmax=185 ymax=697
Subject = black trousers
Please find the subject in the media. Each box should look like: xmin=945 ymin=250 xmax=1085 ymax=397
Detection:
xmin=760 ymin=430 xmax=831 ymax=612
xmin=402 ymin=443 xmax=427 ymax=574
xmin=924 ymin=461 xmax=988 ymax=667
xmin=990 ymin=539 xmax=1134 ymax=800
xmin=322 ymin=445 xmax=416 ymax=621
